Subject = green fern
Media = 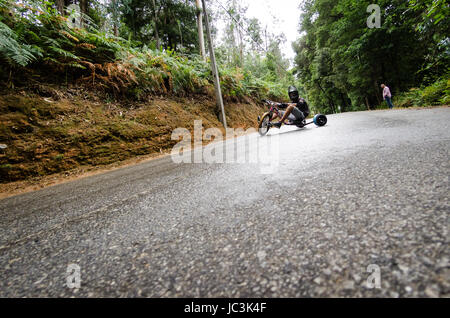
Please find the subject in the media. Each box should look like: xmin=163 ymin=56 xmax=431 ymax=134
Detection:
xmin=0 ymin=0 xmax=287 ymax=100
xmin=0 ymin=21 xmax=36 ymax=66
xmin=48 ymin=46 xmax=80 ymax=61
xmin=43 ymin=36 xmax=61 ymax=48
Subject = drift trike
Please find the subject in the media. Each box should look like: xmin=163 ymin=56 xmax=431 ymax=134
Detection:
xmin=258 ymin=100 xmax=328 ymax=136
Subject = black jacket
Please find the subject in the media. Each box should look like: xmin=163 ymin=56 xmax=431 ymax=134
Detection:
xmin=296 ymin=98 xmax=310 ymax=117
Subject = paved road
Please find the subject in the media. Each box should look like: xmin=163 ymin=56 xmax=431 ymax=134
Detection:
xmin=0 ymin=108 xmax=449 ymax=297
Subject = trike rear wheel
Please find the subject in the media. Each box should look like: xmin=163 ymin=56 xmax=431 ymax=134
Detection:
xmin=313 ymin=114 xmax=327 ymax=127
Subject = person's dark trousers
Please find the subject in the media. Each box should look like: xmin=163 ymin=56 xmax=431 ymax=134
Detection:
xmin=385 ymin=97 xmax=394 ymax=109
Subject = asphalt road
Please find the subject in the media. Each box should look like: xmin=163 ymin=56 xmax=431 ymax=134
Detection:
xmin=0 ymin=108 xmax=449 ymax=297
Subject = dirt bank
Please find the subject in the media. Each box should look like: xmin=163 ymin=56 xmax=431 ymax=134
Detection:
xmin=0 ymin=90 xmax=264 ymax=197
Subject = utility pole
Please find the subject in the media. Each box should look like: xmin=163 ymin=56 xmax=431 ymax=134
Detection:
xmin=202 ymin=0 xmax=227 ymax=128
xmin=195 ymin=0 xmax=206 ymax=61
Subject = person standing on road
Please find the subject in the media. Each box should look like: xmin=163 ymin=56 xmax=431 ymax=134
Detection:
xmin=381 ymin=84 xmax=395 ymax=109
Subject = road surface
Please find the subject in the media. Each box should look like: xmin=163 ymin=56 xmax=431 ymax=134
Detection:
xmin=0 ymin=108 xmax=449 ymax=297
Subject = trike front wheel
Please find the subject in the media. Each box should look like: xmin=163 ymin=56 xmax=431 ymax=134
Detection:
xmin=258 ymin=112 xmax=271 ymax=136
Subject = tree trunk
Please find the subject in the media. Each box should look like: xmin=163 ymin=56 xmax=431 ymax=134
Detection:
xmin=111 ymin=0 xmax=118 ymax=36
xmin=152 ymin=0 xmax=161 ymax=49
xmin=195 ymin=0 xmax=206 ymax=60
xmin=56 ymin=0 xmax=64 ymax=14
xmin=79 ymin=0 xmax=88 ymax=27
xmin=57 ymin=1 xmax=74 ymax=15
xmin=340 ymin=92 xmax=347 ymax=113
xmin=178 ymin=20 xmax=183 ymax=48
xmin=264 ymin=27 xmax=268 ymax=51
xmin=238 ymin=26 xmax=243 ymax=67
xmin=374 ymin=80 xmax=382 ymax=105
xmin=232 ymin=0 xmax=243 ymax=67
xmin=80 ymin=0 xmax=88 ymax=15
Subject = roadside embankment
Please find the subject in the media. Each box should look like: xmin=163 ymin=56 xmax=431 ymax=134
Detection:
xmin=0 ymin=89 xmax=263 ymax=196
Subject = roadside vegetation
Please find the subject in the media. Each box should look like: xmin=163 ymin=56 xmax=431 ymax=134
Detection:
xmin=293 ymin=0 xmax=449 ymax=113
xmin=0 ymin=0 xmax=295 ymax=102
xmin=392 ymin=78 xmax=450 ymax=108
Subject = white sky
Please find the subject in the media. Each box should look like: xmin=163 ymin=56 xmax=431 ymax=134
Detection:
xmin=212 ymin=0 xmax=304 ymax=62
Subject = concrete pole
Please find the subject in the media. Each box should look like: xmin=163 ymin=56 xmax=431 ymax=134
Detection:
xmin=202 ymin=0 xmax=227 ymax=128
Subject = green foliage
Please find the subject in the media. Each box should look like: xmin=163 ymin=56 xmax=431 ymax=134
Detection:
xmin=421 ymin=78 xmax=449 ymax=105
xmin=392 ymin=77 xmax=449 ymax=108
xmin=119 ymin=0 xmax=199 ymax=53
xmin=293 ymin=0 xmax=449 ymax=114
xmin=0 ymin=21 xmax=37 ymax=66
xmin=0 ymin=0 xmax=293 ymax=102
xmin=393 ymin=88 xmax=425 ymax=108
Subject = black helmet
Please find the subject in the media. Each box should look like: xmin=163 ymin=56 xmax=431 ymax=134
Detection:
xmin=288 ymin=86 xmax=299 ymax=102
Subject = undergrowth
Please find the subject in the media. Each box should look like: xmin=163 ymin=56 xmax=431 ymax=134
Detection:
xmin=0 ymin=0 xmax=290 ymax=101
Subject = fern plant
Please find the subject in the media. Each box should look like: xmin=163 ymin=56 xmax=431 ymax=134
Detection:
xmin=0 ymin=0 xmax=288 ymax=101
xmin=0 ymin=21 xmax=36 ymax=67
